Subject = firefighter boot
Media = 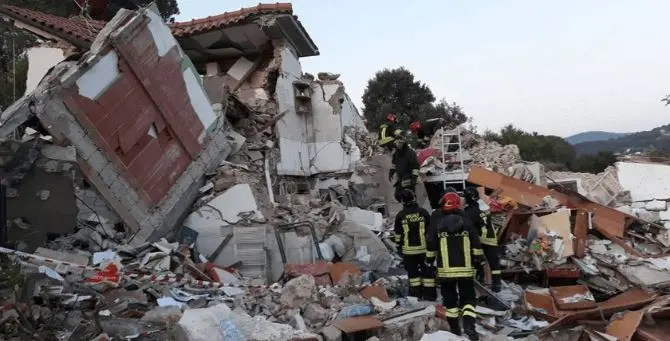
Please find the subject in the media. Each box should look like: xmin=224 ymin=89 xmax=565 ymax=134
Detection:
xmin=463 ymin=316 xmax=479 ymax=341
xmin=446 ymin=317 xmax=461 ymax=336
xmin=491 ymin=277 xmax=502 ymax=293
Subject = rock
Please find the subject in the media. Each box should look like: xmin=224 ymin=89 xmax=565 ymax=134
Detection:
xmin=142 ymin=306 xmax=182 ymax=325
xmin=321 ymin=325 xmax=342 ymax=341
xmin=214 ymin=178 xmax=236 ymax=192
xmin=303 ymin=303 xmax=330 ymax=325
xmin=176 ymin=304 xmax=232 ymax=341
xmin=229 ymin=309 xmax=297 ymax=341
xmin=279 ymin=275 xmax=316 ymax=309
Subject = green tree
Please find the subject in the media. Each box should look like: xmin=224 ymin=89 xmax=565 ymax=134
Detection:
xmin=0 ymin=0 xmax=180 ymax=110
xmin=572 ymin=151 xmax=617 ymax=173
xmin=0 ymin=1 xmax=76 ymax=110
xmin=362 ymin=67 xmax=436 ymax=130
xmin=362 ymin=67 xmax=469 ymax=131
xmin=484 ymin=124 xmax=617 ymax=172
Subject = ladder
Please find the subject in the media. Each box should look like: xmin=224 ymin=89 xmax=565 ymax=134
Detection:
xmin=440 ymin=126 xmax=467 ymax=191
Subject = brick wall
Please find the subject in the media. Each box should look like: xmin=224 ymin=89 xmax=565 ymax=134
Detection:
xmin=34 ymin=11 xmax=234 ymax=243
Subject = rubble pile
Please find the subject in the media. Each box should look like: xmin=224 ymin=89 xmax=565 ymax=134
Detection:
xmin=547 ymin=166 xmax=632 ymax=206
xmin=344 ymin=126 xmax=383 ymax=157
xmin=3 ymin=2 xmax=670 ymax=341
xmin=421 ymin=126 xmax=523 ymax=177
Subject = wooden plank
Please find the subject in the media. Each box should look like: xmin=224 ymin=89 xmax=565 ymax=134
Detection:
xmin=573 ymin=210 xmax=589 ymax=258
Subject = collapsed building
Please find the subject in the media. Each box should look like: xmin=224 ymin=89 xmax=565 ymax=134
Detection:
xmin=2 ymin=3 xmax=670 ymax=341
xmin=0 ymin=3 xmax=376 ymax=278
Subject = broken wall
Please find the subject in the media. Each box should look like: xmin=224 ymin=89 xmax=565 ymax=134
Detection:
xmin=274 ymin=45 xmax=364 ymax=176
xmin=3 ymin=141 xmax=77 ymax=251
xmin=1 ymin=8 xmax=234 ymax=244
xmin=24 ymin=47 xmax=65 ymax=96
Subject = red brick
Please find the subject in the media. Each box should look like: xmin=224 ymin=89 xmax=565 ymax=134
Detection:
xmin=118 ymin=107 xmax=156 ymax=154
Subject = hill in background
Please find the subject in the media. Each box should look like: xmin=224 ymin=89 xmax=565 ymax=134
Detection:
xmin=572 ymin=125 xmax=670 ymax=155
xmin=565 ymin=131 xmax=631 ymax=145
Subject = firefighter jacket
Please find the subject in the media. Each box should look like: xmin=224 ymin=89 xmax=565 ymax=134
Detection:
xmin=394 ymin=204 xmax=431 ymax=255
xmin=464 ymin=203 xmax=497 ymax=247
xmin=426 ymin=210 xmax=484 ymax=279
xmin=378 ymin=123 xmax=401 ymax=146
xmin=391 ymin=144 xmax=419 ymax=188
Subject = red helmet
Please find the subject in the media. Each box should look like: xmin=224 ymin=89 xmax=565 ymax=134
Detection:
xmin=386 ymin=112 xmax=398 ymax=123
xmin=409 ymin=121 xmax=421 ymax=134
xmin=441 ymin=192 xmax=461 ymax=211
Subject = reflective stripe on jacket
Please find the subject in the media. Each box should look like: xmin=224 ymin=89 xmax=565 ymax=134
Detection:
xmin=394 ymin=204 xmax=431 ymax=255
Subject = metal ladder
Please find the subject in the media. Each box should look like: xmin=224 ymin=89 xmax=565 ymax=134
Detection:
xmin=440 ymin=126 xmax=467 ymax=190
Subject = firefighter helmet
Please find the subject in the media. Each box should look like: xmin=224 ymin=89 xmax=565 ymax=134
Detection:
xmin=386 ymin=112 xmax=398 ymax=123
xmin=441 ymin=192 xmax=461 ymax=211
xmin=399 ymin=189 xmax=416 ymax=204
xmin=409 ymin=121 xmax=421 ymax=134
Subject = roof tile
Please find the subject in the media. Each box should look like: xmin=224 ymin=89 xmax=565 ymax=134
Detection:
xmin=170 ymin=3 xmax=293 ymax=37
xmin=0 ymin=5 xmax=106 ymax=44
xmin=0 ymin=3 xmax=294 ymax=45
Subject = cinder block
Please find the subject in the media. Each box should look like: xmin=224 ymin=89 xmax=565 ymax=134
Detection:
xmin=99 ymin=163 xmax=119 ymax=187
xmin=76 ymin=137 xmax=97 ymax=161
xmin=213 ymin=130 xmax=233 ymax=150
xmin=129 ymin=202 xmax=149 ymax=223
xmin=206 ymin=142 xmax=223 ymax=164
xmin=63 ymin=119 xmax=87 ymax=145
xmin=199 ymin=147 xmax=213 ymax=167
xmin=87 ymin=149 xmax=110 ymax=173
xmin=110 ymin=178 xmax=139 ymax=205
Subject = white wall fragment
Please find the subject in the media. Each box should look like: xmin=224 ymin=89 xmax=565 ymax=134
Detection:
xmin=76 ymin=50 xmax=120 ymax=100
xmin=274 ymin=45 xmax=365 ymax=176
xmin=183 ymin=68 xmax=217 ymax=134
xmin=644 ymin=199 xmax=668 ymax=211
xmin=24 ymin=47 xmax=65 ymax=95
xmin=227 ymin=57 xmax=255 ymax=81
xmin=145 ymin=9 xmax=178 ymax=57
xmin=617 ymin=162 xmax=670 ymax=201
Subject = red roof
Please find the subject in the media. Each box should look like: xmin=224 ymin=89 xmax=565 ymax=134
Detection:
xmin=171 ymin=3 xmax=293 ymax=37
xmin=0 ymin=5 xmax=107 ymax=44
xmin=0 ymin=3 xmax=294 ymax=45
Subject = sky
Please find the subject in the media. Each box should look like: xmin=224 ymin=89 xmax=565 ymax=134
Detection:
xmin=176 ymin=0 xmax=670 ymax=137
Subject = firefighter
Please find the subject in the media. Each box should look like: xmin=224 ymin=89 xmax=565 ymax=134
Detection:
xmin=463 ymin=187 xmax=502 ymax=292
xmin=409 ymin=117 xmax=446 ymax=149
xmin=427 ymin=192 xmax=485 ymax=341
xmin=390 ymin=135 xmax=420 ymax=203
xmin=393 ymin=189 xmax=435 ymax=299
xmin=378 ymin=113 xmax=402 ymax=152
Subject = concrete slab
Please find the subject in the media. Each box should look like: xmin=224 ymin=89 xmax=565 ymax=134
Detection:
xmin=183 ymin=184 xmax=263 ymax=266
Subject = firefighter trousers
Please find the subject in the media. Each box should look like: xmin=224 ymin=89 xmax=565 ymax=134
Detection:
xmin=422 ymin=264 xmax=437 ymax=301
xmin=402 ymin=254 xmax=428 ymax=298
xmin=477 ymin=245 xmax=502 ymax=292
xmin=440 ymin=277 xmax=477 ymax=337
xmin=480 ymin=245 xmax=502 ymax=292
